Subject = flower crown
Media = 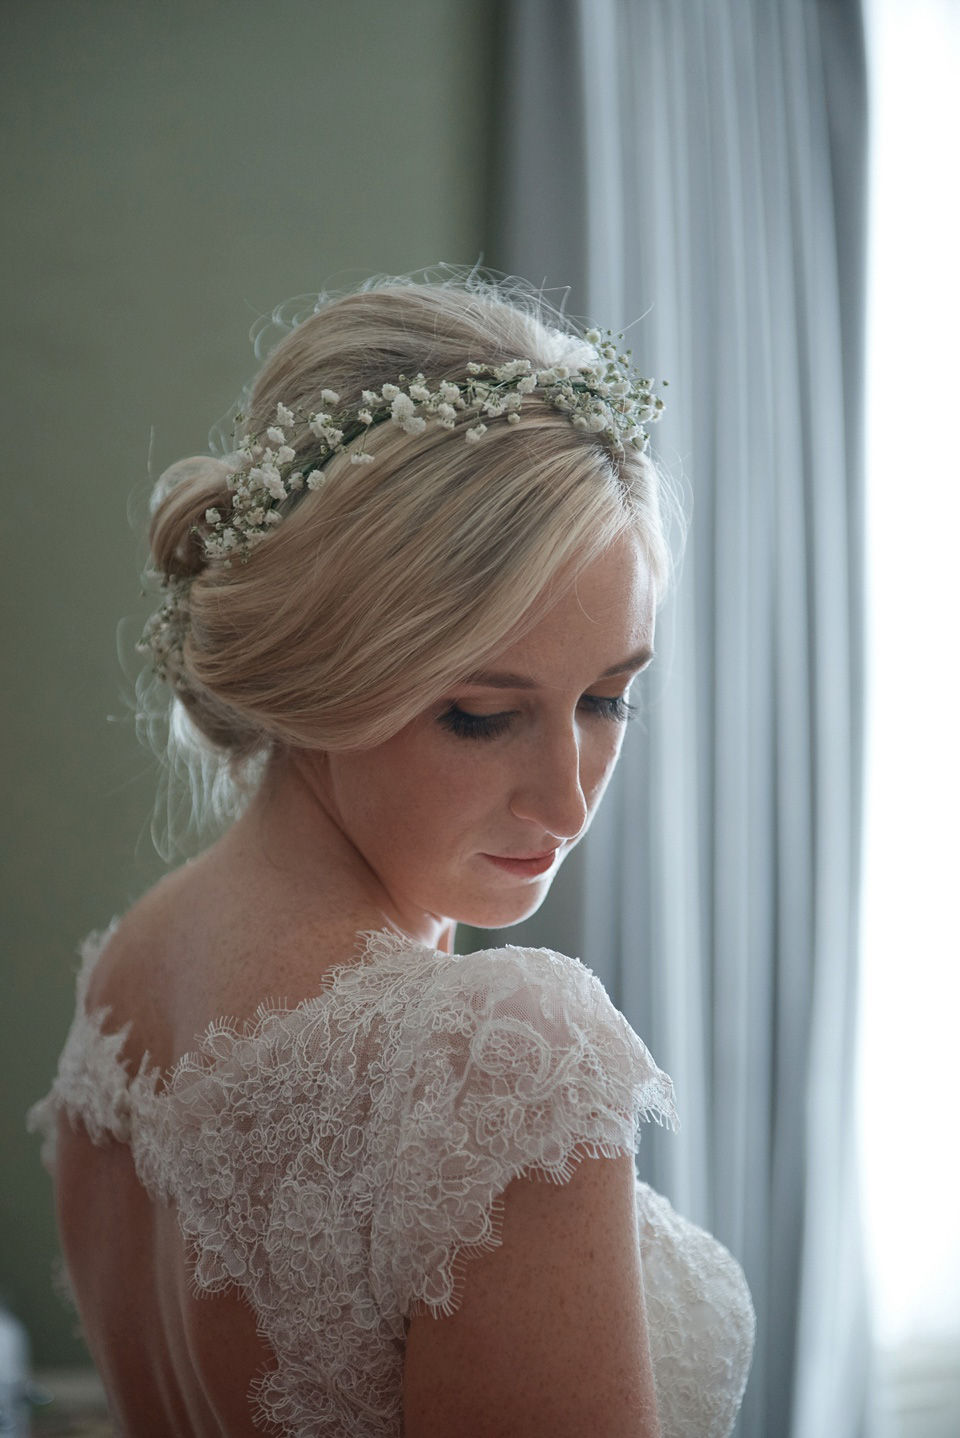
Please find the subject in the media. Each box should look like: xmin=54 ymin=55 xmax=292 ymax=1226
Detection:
xmin=138 ymin=329 xmax=666 ymax=680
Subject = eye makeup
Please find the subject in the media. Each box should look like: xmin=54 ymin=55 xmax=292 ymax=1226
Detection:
xmin=437 ymin=693 xmax=637 ymax=741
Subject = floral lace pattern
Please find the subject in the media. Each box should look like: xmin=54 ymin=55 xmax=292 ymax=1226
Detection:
xmin=636 ymin=1183 xmax=755 ymax=1436
xmin=28 ymin=927 xmax=754 ymax=1437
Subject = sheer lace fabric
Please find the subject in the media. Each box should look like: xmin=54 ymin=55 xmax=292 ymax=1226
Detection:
xmin=29 ymin=927 xmax=754 ymax=1437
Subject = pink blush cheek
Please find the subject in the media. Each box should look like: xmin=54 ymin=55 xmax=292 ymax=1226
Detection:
xmin=345 ymin=764 xmax=483 ymax=874
xmin=330 ymin=716 xmax=515 ymax=884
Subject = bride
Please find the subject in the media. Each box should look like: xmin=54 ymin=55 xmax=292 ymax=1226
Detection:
xmin=30 ymin=275 xmax=754 ymax=1437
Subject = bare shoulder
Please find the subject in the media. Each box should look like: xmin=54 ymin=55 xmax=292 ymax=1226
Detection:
xmin=85 ymin=852 xmax=384 ymax=1074
xmin=402 ymin=1149 xmax=661 ymax=1438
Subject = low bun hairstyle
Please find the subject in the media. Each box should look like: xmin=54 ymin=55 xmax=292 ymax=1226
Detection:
xmin=142 ymin=273 xmax=675 ymax=824
xmin=148 ymin=456 xmax=235 ymax=581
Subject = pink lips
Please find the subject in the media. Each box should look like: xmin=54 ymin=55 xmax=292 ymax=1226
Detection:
xmin=481 ymin=850 xmax=558 ymax=878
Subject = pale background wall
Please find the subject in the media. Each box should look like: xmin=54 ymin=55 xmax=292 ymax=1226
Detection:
xmin=0 ymin=0 xmax=501 ymax=1367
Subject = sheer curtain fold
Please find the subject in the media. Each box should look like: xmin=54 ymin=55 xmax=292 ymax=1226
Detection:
xmin=495 ymin=3 xmax=870 ymax=1435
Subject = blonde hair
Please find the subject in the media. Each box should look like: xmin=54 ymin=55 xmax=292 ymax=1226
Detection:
xmin=141 ymin=273 xmax=675 ymax=844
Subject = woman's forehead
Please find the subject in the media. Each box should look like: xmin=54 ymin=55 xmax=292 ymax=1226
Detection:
xmin=469 ymin=536 xmax=656 ymax=687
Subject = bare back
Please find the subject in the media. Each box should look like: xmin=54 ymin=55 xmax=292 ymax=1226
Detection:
xmin=53 ymin=833 xmax=664 ymax=1438
xmin=55 ymin=839 xmax=384 ymax=1435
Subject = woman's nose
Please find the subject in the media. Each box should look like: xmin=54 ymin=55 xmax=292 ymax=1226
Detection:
xmin=509 ymin=724 xmax=589 ymax=841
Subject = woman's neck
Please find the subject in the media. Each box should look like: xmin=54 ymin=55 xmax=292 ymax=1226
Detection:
xmin=221 ymin=754 xmax=456 ymax=953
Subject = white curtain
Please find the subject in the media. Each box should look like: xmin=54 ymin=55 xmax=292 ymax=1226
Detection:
xmin=491 ymin=3 xmax=872 ymax=1434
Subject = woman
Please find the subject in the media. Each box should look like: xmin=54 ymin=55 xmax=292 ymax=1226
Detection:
xmin=29 ymin=276 xmax=754 ymax=1437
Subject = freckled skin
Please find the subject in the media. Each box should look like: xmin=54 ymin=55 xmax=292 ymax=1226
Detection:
xmin=287 ymin=530 xmax=656 ymax=942
xmin=55 ymin=532 xmax=661 ymax=1437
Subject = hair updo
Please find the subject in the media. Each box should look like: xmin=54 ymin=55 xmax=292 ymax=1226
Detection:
xmin=142 ymin=273 xmax=674 ymax=829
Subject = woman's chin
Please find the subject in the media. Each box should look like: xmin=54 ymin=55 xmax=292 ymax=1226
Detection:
xmin=452 ymin=879 xmax=554 ymax=933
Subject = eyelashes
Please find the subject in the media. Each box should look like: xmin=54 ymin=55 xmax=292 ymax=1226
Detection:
xmin=588 ymin=694 xmax=637 ymax=724
xmin=438 ymin=694 xmax=637 ymax=742
xmin=439 ymin=708 xmax=515 ymax=741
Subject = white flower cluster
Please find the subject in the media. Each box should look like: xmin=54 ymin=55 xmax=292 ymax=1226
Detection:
xmin=201 ymin=333 xmax=665 ymax=565
xmin=136 ymin=576 xmax=192 ymax=684
xmin=138 ymin=333 xmax=666 ymax=679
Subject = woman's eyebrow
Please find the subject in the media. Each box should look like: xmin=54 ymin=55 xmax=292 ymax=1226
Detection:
xmin=462 ymin=647 xmax=655 ymax=690
xmin=599 ymin=646 xmax=655 ymax=677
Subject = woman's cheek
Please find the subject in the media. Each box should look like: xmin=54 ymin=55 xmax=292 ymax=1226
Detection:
xmin=408 ymin=734 xmax=501 ymax=814
xmin=585 ymin=728 xmax=626 ymax=808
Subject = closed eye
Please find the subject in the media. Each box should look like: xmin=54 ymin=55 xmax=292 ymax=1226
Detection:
xmin=581 ymin=694 xmax=637 ymax=723
xmin=437 ymin=705 xmax=515 ymax=741
xmin=437 ymin=694 xmax=636 ymax=741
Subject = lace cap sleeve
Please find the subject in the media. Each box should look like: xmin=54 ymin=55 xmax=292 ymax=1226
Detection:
xmin=377 ymin=943 xmax=677 ymax=1321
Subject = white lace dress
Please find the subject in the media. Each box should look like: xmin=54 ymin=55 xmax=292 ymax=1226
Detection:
xmin=29 ymin=926 xmax=755 ymax=1437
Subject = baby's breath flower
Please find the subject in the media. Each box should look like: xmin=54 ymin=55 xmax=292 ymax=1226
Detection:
xmin=390 ymin=393 xmax=426 ymax=434
xmin=494 ymin=360 xmax=527 ymax=381
xmin=141 ymin=333 xmax=667 ymax=683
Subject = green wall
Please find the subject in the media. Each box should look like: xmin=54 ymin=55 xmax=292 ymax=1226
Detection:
xmin=0 ymin=0 xmax=500 ymax=1368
